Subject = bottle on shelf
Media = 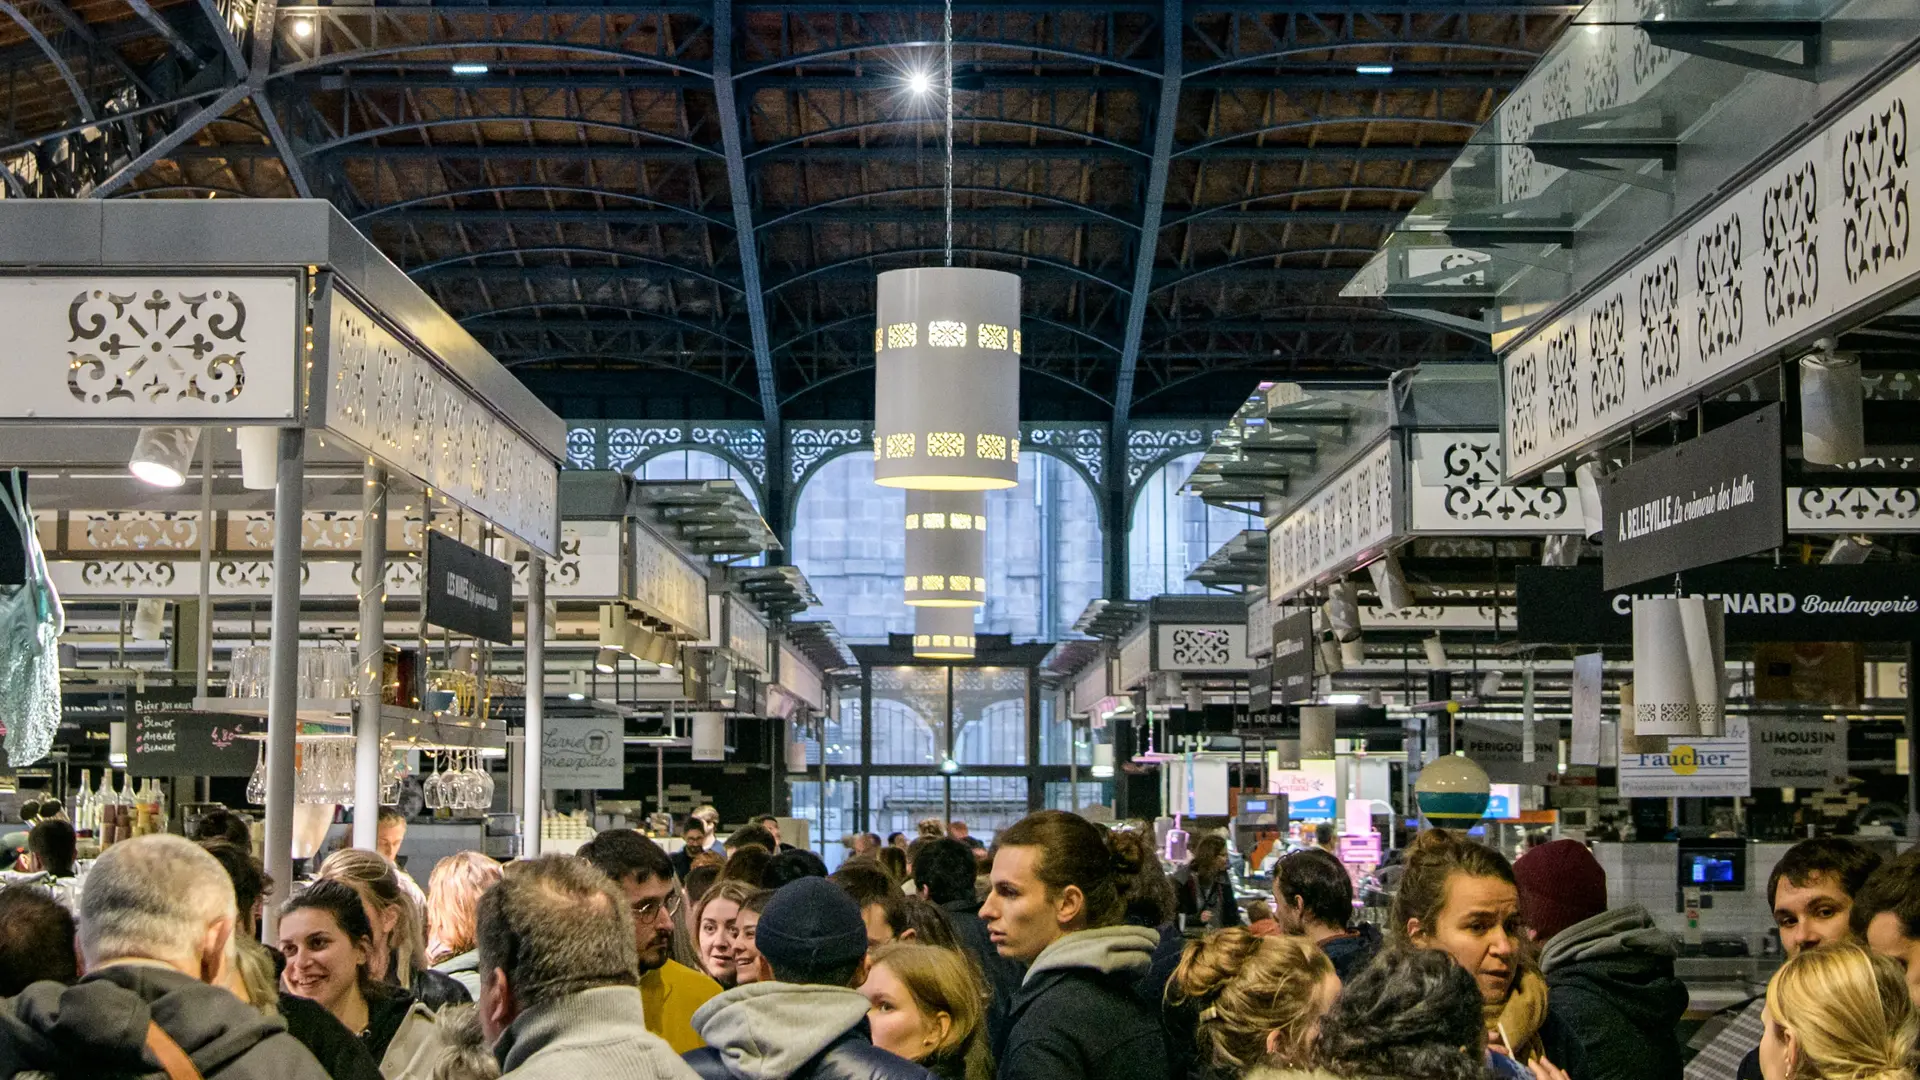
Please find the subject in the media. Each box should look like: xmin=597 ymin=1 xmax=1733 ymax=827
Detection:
xmin=73 ymin=769 xmax=93 ymax=837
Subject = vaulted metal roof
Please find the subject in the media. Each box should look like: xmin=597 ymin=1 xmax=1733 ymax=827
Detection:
xmin=0 ymin=0 xmax=1574 ymax=423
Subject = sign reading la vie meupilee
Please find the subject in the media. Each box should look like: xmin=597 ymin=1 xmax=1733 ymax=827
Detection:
xmin=1600 ymin=405 xmax=1784 ymax=590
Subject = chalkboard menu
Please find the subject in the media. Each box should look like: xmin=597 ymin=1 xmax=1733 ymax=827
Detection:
xmin=129 ymin=687 xmax=262 ymax=777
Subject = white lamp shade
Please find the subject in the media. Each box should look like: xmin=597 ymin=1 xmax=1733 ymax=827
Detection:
xmin=1091 ymin=741 xmax=1115 ymax=777
xmin=1415 ymin=755 xmax=1491 ymax=825
xmin=1367 ymin=554 xmax=1412 ymax=613
xmin=1269 ymin=738 xmax=1301 ymax=770
xmin=1800 ymin=352 xmax=1865 ymax=466
xmin=291 ymin=803 xmax=334 ymax=859
xmin=236 ymin=426 xmax=282 ymax=490
xmin=905 ymin=490 xmax=987 ymax=607
xmin=1423 ymin=634 xmax=1449 ymax=671
xmin=1575 ymin=463 xmax=1604 ymax=542
xmin=692 ymin=712 xmax=726 ymax=761
xmin=128 ymin=426 xmax=200 ymax=488
xmin=786 ymin=736 xmax=811 ymax=774
xmin=1300 ymin=705 xmax=1336 ymax=759
xmin=132 ymin=597 xmax=167 ymax=642
xmin=874 ymin=267 xmax=1021 ymax=490
xmin=1631 ymin=596 xmax=1725 ymax=736
xmin=1340 ymin=639 xmax=1366 ymax=668
xmin=1324 ymin=581 xmax=1361 ymax=642
xmin=913 ymin=605 xmax=977 ymax=659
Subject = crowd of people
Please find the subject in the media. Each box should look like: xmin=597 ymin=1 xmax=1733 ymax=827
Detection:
xmin=0 ymin=808 xmax=1915 ymax=1080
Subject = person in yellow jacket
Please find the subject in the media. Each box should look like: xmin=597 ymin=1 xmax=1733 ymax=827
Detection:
xmin=581 ymin=828 xmax=723 ymax=1052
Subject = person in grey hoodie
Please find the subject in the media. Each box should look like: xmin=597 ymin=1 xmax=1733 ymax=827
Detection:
xmin=979 ymin=811 xmax=1168 ymax=1080
xmin=474 ymin=855 xmax=701 ymax=1080
xmin=1515 ymin=839 xmax=1687 ymax=1080
xmin=684 ymin=877 xmax=935 ymax=1080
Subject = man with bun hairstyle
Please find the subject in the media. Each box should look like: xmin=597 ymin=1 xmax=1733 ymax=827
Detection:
xmin=981 ymin=810 xmax=1169 ymax=1080
xmin=684 ymin=877 xmax=933 ymax=1080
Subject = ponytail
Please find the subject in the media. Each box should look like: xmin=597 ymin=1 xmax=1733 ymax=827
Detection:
xmin=994 ymin=811 xmax=1135 ymax=928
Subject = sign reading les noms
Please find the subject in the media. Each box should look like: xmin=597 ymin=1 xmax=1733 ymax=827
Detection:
xmin=1600 ymin=405 xmax=1784 ymax=590
xmin=425 ymin=531 xmax=514 ymax=644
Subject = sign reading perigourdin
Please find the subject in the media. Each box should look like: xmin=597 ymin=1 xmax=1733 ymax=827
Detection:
xmin=1599 ymin=406 xmax=1784 ymax=590
xmin=1515 ymin=564 xmax=1920 ymax=643
xmin=1501 ymin=58 xmax=1920 ymax=481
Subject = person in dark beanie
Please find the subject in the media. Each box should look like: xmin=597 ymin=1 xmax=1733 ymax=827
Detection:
xmin=684 ymin=877 xmax=934 ymax=1080
xmin=1514 ymin=839 xmax=1685 ymax=1080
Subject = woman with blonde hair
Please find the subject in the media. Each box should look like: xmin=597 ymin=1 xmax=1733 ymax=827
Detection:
xmin=861 ymin=942 xmax=992 ymax=1080
xmin=424 ymin=851 xmax=502 ymax=996
xmin=1762 ymin=942 xmax=1918 ymax=1080
xmin=1169 ymin=928 xmax=1340 ymax=1073
xmin=318 ymin=847 xmax=470 ymax=1008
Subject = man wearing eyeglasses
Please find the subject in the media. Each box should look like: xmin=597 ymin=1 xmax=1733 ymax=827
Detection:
xmin=581 ymin=828 xmax=723 ymax=1054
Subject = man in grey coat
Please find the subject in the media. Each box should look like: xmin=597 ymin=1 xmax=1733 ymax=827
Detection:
xmin=475 ymin=855 xmax=702 ymax=1080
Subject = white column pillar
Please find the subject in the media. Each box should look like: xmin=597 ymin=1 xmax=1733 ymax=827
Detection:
xmin=261 ymin=428 xmax=305 ymax=940
xmin=521 ymin=555 xmax=545 ymax=858
xmin=351 ymin=465 xmax=387 ymax=852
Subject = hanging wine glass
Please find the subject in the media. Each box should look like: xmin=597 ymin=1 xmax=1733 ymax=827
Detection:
xmin=423 ymin=752 xmax=444 ymax=811
xmin=245 ymin=741 xmax=266 ymax=805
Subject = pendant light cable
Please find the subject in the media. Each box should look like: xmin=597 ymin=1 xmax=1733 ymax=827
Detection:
xmin=943 ymin=0 xmax=954 ymax=267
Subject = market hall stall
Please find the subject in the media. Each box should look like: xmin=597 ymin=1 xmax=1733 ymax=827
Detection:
xmin=0 ymin=199 xmax=564 ymax=931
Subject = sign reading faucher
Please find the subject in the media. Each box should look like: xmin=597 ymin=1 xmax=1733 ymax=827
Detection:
xmin=1601 ymin=405 xmax=1784 ymax=590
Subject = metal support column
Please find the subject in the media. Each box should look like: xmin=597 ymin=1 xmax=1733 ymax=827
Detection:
xmin=351 ymin=466 xmax=387 ymax=851
xmin=261 ymin=428 xmax=304 ymax=940
xmin=194 ymin=429 xmax=215 ymax=803
xmin=521 ymin=555 xmax=546 ymax=858
xmin=1908 ymin=642 xmax=1920 ymax=843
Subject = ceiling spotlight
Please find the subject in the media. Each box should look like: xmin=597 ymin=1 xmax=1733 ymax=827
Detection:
xmin=289 ymin=16 xmax=312 ymax=37
xmin=907 ymin=69 xmax=933 ymax=95
xmin=567 ymin=670 xmax=586 ymax=701
xmin=1479 ymin=670 xmax=1507 ymax=699
xmin=129 ymin=426 xmax=201 ymax=488
xmin=593 ymin=646 xmax=621 ymax=675
xmin=451 ymin=62 xmax=489 ymax=76
xmin=938 ymin=755 xmax=961 ymax=775
xmin=1355 ymin=64 xmax=1395 ymax=75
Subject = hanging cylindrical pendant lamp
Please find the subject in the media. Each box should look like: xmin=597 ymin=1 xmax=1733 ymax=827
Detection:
xmin=692 ymin=712 xmax=726 ymax=762
xmin=1299 ymin=706 xmax=1336 ymax=759
xmin=905 ymin=490 xmax=987 ymax=607
xmin=874 ymin=267 xmax=1021 ymax=490
xmin=912 ymin=606 xmax=977 ymax=660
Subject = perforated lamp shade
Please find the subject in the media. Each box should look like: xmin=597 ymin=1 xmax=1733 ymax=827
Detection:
xmin=905 ymin=490 xmax=986 ymax=607
xmin=913 ymin=606 xmax=977 ymax=660
xmin=873 ymin=267 xmax=1021 ymax=490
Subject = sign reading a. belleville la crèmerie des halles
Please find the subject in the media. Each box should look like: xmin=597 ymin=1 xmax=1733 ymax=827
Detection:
xmin=1600 ymin=404 xmax=1785 ymax=590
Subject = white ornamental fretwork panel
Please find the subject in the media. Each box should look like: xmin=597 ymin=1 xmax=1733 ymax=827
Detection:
xmin=1408 ymin=434 xmax=1580 ymax=534
xmin=1789 ymin=487 xmax=1920 ymax=532
xmin=1157 ymin=625 xmax=1250 ymax=672
xmin=1267 ymin=439 xmax=1397 ymax=600
xmin=1503 ymin=56 xmax=1920 ymax=479
xmin=0 ymin=276 xmax=301 ymax=422
xmin=325 ymin=293 xmax=559 ymax=556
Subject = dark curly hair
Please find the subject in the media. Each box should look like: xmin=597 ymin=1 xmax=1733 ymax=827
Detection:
xmin=1313 ymin=947 xmax=1493 ymax=1080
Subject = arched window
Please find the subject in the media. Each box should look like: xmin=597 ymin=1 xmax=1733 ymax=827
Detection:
xmin=790 ymin=450 xmax=1105 ymax=643
xmin=1127 ymin=451 xmax=1253 ymax=598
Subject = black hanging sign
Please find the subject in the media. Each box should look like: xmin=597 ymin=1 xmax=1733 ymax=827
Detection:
xmin=1600 ymin=404 xmax=1785 ymax=590
xmin=1516 ymin=563 xmax=1920 ymax=643
xmin=129 ymin=687 xmax=262 ymax=778
xmin=425 ymin=531 xmax=514 ymax=644
xmin=1271 ymin=610 xmax=1316 ymax=705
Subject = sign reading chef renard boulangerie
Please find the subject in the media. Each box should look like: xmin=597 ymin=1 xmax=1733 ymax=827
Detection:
xmin=1600 ymin=405 xmax=1785 ymax=590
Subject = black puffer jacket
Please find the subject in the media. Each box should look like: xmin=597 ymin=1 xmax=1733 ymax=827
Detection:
xmin=1538 ymin=905 xmax=1688 ymax=1080
xmin=0 ymin=965 xmax=332 ymax=1080
xmin=996 ymin=926 xmax=1169 ymax=1080
xmin=684 ymin=982 xmax=934 ymax=1080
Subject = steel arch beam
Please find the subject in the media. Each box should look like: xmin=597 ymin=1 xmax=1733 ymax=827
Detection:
xmin=781 ymin=355 xmax=1113 ymax=409
xmin=1111 ymin=0 xmax=1183 ymax=429
xmin=765 ymin=246 xmax=1128 ymax=295
xmin=458 ymin=305 xmax=754 ymax=352
xmin=775 ymin=311 xmax=1119 ymax=354
xmin=1172 ymin=116 xmax=1482 ymax=158
xmin=497 ymin=353 xmax=760 ymax=403
xmin=1163 ymin=187 xmax=1428 ymax=228
xmin=354 ymin=184 xmax=730 ymax=226
xmin=757 ymin=185 xmax=1135 ymax=231
xmin=404 ymin=246 xmax=743 ymax=293
xmin=736 ymin=39 xmax=1159 ymax=80
xmin=714 ymin=0 xmax=779 ymax=427
xmin=0 ymin=0 xmax=94 ymax=122
xmin=270 ymin=42 xmax=708 ymax=80
xmin=1150 ymin=249 xmax=1384 ymax=293
xmin=746 ymin=117 xmax=1145 ymax=160
xmin=306 ymin=115 xmax=722 ymax=158
xmin=90 ymin=84 xmax=251 ymax=197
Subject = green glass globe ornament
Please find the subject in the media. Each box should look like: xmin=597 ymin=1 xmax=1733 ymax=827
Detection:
xmin=1415 ymin=753 xmax=1491 ymax=826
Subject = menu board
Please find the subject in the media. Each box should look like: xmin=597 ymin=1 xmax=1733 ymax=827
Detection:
xmin=129 ymin=687 xmax=262 ymax=777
